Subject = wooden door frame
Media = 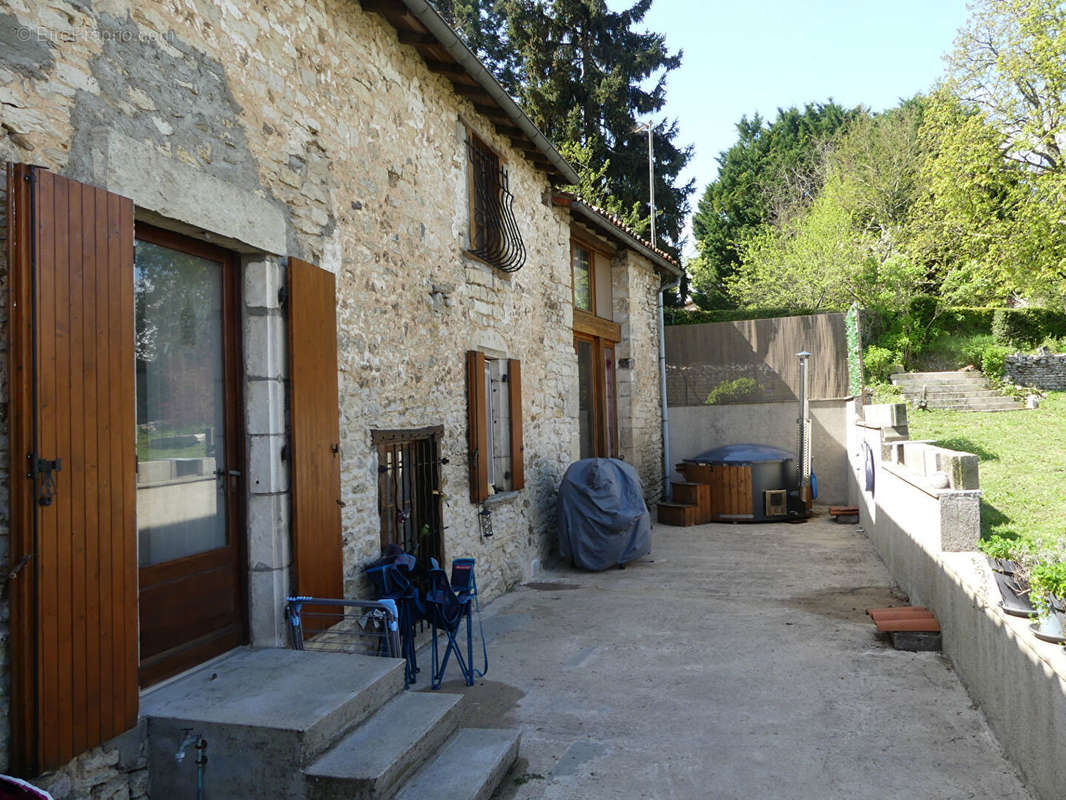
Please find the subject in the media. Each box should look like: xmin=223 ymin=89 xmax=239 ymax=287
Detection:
xmin=574 ymin=333 xmax=618 ymax=459
xmin=133 ymin=224 xmax=248 ymax=685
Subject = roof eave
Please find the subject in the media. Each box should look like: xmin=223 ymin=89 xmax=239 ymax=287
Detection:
xmin=371 ymin=0 xmax=580 ymax=186
xmin=568 ymin=200 xmax=682 ymax=277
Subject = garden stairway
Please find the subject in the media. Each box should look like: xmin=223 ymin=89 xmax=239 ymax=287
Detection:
xmin=890 ymin=371 xmax=1023 ymax=412
xmin=141 ymin=647 xmax=519 ymax=800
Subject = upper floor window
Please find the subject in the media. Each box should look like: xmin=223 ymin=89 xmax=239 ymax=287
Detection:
xmin=570 ymin=236 xmax=613 ymax=320
xmin=572 ymin=243 xmax=592 ymax=311
xmin=466 ymin=131 xmax=526 ymax=273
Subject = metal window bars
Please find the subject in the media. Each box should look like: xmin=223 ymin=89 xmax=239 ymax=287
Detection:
xmin=467 ymin=136 xmax=526 ymax=273
xmin=286 ymin=596 xmax=402 ymax=660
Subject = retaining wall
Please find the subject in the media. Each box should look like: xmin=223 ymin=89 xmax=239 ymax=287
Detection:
xmin=1005 ymin=352 xmax=1066 ymax=391
xmin=849 ymin=402 xmax=1066 ymax=800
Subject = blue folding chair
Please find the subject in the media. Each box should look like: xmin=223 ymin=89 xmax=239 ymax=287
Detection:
xmin=364 ymin=553 xmax=423 ymax=687
xmin=424 ymin=562 xmax=475 ymax=689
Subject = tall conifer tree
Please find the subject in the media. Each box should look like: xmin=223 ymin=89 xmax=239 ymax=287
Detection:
xmin=435 ymin=0 xmax=693 ymax=261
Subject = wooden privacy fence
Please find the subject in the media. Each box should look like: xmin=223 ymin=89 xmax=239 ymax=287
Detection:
xmin=665 ymin=313 xmax=850 ymax=406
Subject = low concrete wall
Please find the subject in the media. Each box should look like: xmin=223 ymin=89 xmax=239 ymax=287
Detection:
xmin=1005 ymin=352 xmax=1066 ymax=390
xmin=668 ymin=399 xmax=849 ymax=505
xmin=848 ymin=402 xmax=1066 ymax=800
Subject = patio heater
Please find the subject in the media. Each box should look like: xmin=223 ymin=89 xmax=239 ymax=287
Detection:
xmin=796 ymin=351 xmax=813 ymax=511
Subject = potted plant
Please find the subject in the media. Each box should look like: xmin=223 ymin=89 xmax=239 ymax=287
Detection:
xmin=1027 ymin=561 xmax=1066 ymax=645
xmin=981 ymin=536 xmax=1035 ymax=617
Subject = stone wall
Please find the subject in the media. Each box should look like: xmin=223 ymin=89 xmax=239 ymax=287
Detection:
xmin=613 ymin=251 xmax=665 ymax=500
xmin=0 ymin=0 xmax=667 ymax=787
xmin=1005 ymin=352 xmax=1066 ymax=390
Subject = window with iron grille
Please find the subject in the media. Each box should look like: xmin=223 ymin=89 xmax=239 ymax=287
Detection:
xmin=466 ymin=132 xmax=526 ymax=273
xmin=372 ymin=427 xmax=444 ymax=569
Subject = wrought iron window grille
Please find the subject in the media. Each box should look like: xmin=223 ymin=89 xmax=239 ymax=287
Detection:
xmin=466 ymin=135 xmax=526 ymax=273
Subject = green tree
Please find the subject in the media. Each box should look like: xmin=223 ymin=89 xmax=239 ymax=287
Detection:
xmin=690 ymin=102 xmax=858 ymax=307
xmin=435 ymin=0 xmax=693 ymax=262
xmin=728 ymin=102 xmax=928 ymax=310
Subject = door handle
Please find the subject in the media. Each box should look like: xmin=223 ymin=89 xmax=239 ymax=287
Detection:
xmin=35 ymin=458 xmax=62 ymax=507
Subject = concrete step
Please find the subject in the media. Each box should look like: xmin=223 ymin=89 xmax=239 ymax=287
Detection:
xmin=394 ymin=728 xmax=521 ymax=800
xmin=304 ymin=691 xmax=463 ymax=800
xmin=924 ymin=402 xmax=1022 ymax=412
xmin=900 ymin=390 xmax=1005 ymax=401
xmin=891 ymin=371 xmax=989 ymax=381
xmin=143 ymin=648 xmax=406 ymax=800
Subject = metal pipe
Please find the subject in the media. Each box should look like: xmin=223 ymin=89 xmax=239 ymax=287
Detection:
xmin=647 ymin=125 xmax=656 ymax=248
xmin=659 ymin=276 xmax=680 ymax=501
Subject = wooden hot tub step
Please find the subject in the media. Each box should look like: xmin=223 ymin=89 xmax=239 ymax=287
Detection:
xmin=657 ymin=502 xmax=697 ymax=527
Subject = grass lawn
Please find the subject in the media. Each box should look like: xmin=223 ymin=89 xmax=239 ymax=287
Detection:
xmin=908 ymin=391 xmax=1066 ymax=546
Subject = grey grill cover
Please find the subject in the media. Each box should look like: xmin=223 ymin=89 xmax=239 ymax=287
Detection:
xmin=557 ymin=458 xmax=651 ymax=571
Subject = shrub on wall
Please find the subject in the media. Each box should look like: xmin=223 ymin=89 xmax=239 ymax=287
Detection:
xmin=705 ymin=377 xmax=762 ymax=405
xmin=992 ymin=308 xmax=1066 ymax=348
xmin=664 ymin=307 xmax=818 ymax=325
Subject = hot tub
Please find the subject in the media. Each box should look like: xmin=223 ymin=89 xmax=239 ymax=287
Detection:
xmin=678 ymin=444 xmax=796 ymax=522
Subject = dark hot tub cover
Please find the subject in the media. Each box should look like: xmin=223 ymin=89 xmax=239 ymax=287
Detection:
xmin=557 ymin=458 xmax=651 ymax=571
xmin=685 ymin=443 xmax=794 ymax=465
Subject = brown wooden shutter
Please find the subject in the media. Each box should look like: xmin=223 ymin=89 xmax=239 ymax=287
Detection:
xmin=287 ymin=257 xmax=344 ymax=601
xmin=508 ymin=358 xmax=524 ymax=490
xmin=7 ymin=164 xmax=137 ymax=775
xmin=465 ymin=350 xmax=489 ymax=502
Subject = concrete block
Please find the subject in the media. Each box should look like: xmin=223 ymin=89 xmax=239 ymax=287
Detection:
xmin=246 ymin=378 xmax=286 ymax=436
xmin=244 ymin=258 xmax=286 ymax=310
xmin=248 ymin=566 xmax=289 ymax=647
xmin=248 ymin=434 xmax=289 ymax=494
xmin=244 ymin=310 xmax=287 ymax=380
xmin=143 ymin=649 xmax=405 ymax=800
xmin=247 ymin=493 xmax=290 ymax=572
xmin=939 ymin=491 xmax=981 ymax=551
xmin=934 ymin=450 xmax=980 ymax=490
xmin=863 ymin=403 xmax=908 ymax=428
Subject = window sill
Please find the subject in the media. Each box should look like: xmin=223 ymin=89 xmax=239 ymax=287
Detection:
xmin=483 ymin=489 xmax=521 ymax=506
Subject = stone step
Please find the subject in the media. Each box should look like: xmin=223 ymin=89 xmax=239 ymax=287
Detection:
xmin=900 ymin=390 xmax=1005 ymax=401
xmin=891 ymin=371 xmax=989 ymax=380
xmin=304 ymin=691 xmax=463 ymax=800
xmin=394 ymin=728 xmax=521 ymax=800
xmin=143 ymin=648 xmax=406 ymax=800
xmin=925 ymin=401 xmax=1022 ymax=412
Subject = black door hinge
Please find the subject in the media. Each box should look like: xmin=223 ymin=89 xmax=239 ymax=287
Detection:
xmin=278 ymin=284 xmax=288 ymax=307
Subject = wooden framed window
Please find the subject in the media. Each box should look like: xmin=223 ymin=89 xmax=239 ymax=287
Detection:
xmin=575 ymin=333 xmax=619 ymax=460
xmin=572 ymin=242 xmax=593 ymax=312
xmin=466 ymin=351 xmax=524 ymax=502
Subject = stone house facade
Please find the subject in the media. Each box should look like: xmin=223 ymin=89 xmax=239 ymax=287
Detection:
xmin=0 ymin=0 xmax=678 ymax=794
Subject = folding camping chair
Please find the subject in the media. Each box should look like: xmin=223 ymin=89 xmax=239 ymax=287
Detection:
xmin=424 ymin=559 xmax=476 ymax=690
xmin=364 ymin=552 xmax=423 ymax=687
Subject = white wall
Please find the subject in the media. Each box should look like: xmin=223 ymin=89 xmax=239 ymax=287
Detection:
xmin=668 ymin=399 xmax=849 ymax=505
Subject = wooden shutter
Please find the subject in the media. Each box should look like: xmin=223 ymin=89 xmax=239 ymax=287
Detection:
xmin=287 ymin=257 xmax=344 ymax=601
xmin=508 ymin=358 xmax=524 ymax=490
xmin=465 ymin=350 xmax=489 ymax=502
xmin=7 ymin=164 xmax=137 ymax=775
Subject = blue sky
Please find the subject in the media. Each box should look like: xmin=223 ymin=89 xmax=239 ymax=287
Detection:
xmin=613 ymin=0 xmax=972 ymax=254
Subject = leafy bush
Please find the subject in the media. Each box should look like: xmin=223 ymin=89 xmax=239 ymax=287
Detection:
xmin=980 ymin=344 xmax=1011 ymax=381
xmin=991 ymin=308 xmax=1066 ymax=348
xmin=705 ymin=377 xmax=762 ymax=405
xmin=1029 ymin=561 xmax=1066 ymax=609
xmin=979 ymin=534 xmax=1023 ymax=561
xmin=863 ymin=345 xmax=900 ymax=383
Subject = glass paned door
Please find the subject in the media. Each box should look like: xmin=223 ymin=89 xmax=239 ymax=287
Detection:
xmin=135 ymin=227 xmax=246 ymax=687
xmin=576 ymin=337 xmax=596 ymax=458
xmin=135 ymin=240 xmax=228 ymax=565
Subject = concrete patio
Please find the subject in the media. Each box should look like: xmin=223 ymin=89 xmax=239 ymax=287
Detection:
xmin=416 ymin=515 xmax=1032 ymax=800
